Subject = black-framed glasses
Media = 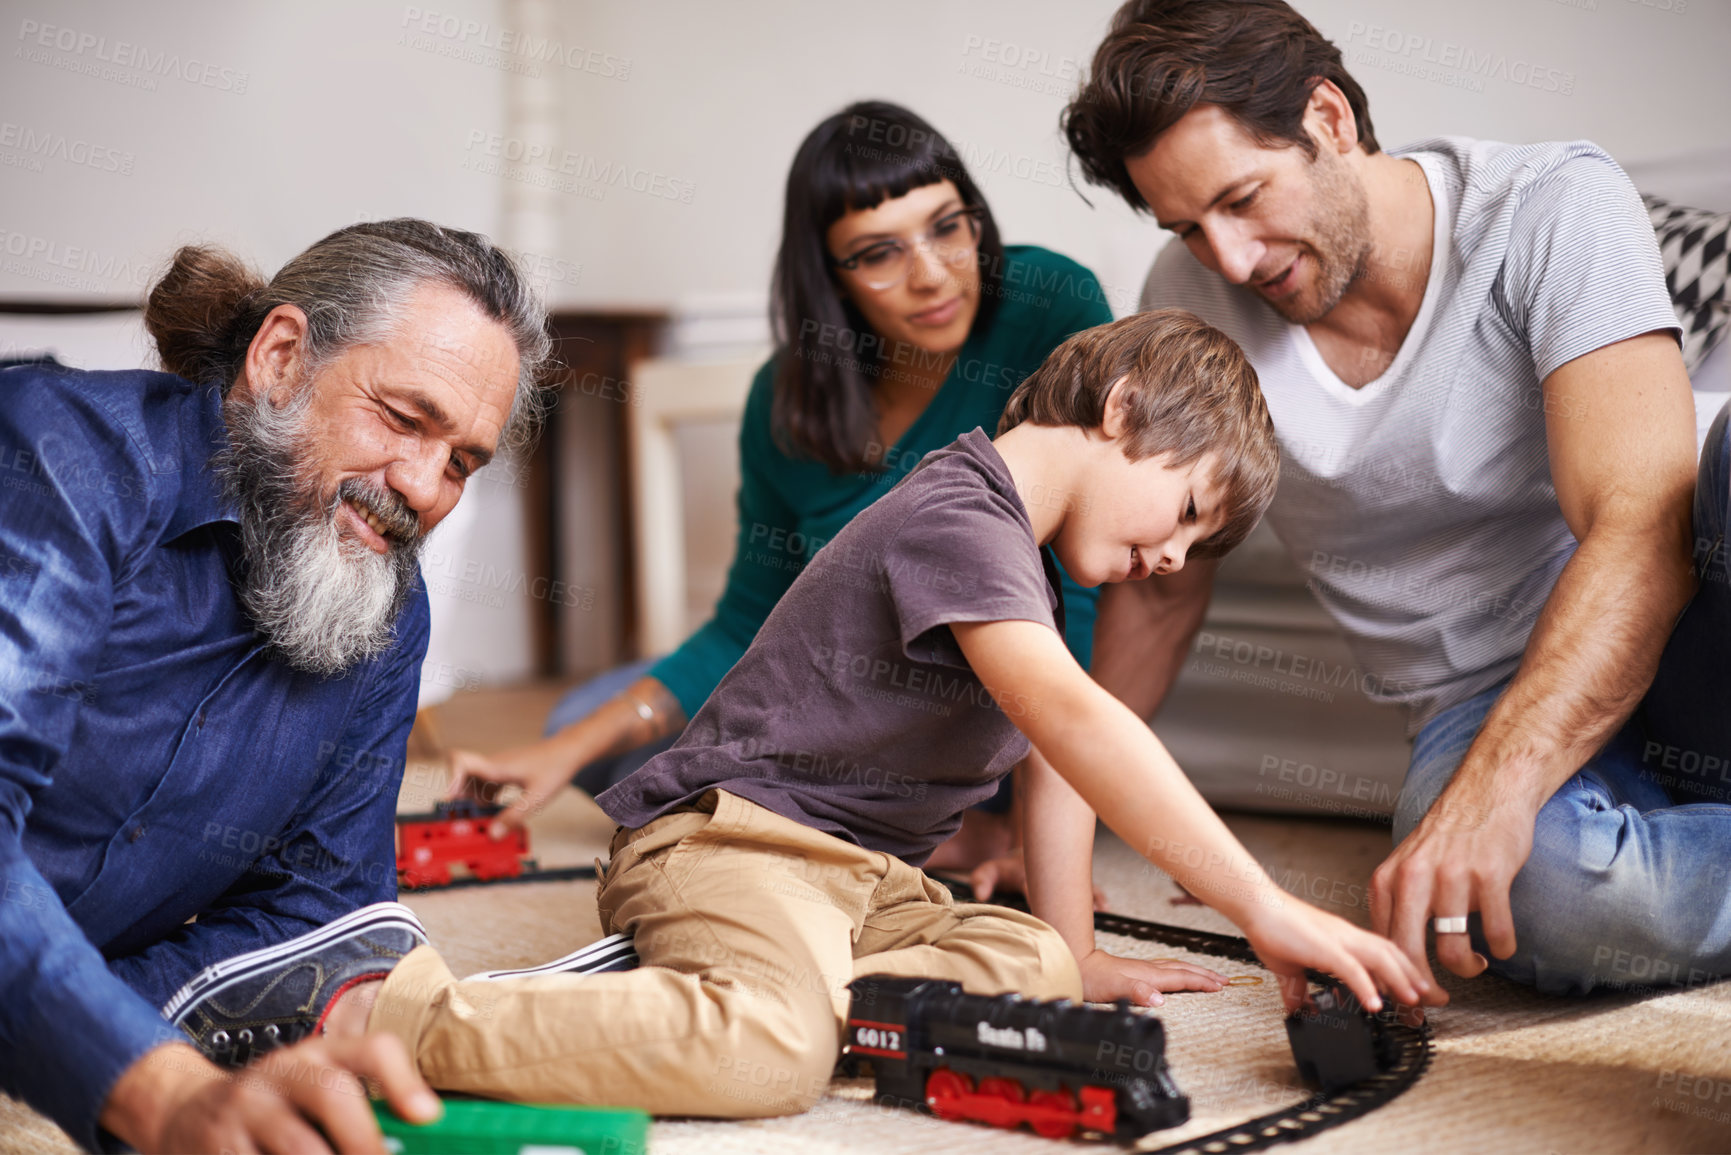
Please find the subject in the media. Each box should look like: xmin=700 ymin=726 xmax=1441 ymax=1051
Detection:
xmin=829 ymin=206 xmax=986 ymax=291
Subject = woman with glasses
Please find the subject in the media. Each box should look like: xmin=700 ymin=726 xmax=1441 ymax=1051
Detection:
xmin=452 ymin=101 xmax=1112 ymax=880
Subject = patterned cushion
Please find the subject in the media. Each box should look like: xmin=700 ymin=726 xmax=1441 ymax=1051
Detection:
xmin=1643 ymin=194 xmax=1731 ymax=374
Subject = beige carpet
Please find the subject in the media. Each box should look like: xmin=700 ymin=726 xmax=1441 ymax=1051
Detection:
xmin=6 ymin=684 xmax=1731 ymax=1153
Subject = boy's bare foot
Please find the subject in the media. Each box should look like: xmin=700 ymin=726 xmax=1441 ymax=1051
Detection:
xmin=924 ymin=807 xmax=1015 ymax=872
xmin=970 ymin=851 xmax=1110 ymax=910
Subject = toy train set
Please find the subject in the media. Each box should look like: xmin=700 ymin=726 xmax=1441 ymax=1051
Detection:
xmin=843 ymin=975 xmax=1189 ymax=1141
xmin=388 ymin=807 xmax=1429 ymax=1148
xmin=840 ymin=974 xmax=1413 ymax=1146
xmin=830 ymin=877 xmax=1433 ymax=1149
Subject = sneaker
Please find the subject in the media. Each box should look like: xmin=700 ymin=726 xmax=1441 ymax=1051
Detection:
xmin=465 ymin=932 xmax=640 ymax=981
xmin=163 ymin=901 xmax=428 ymax=1068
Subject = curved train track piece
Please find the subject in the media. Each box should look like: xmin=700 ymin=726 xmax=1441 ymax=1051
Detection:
xmin=1139 ymin=1021 xmax=1429 ymax=1155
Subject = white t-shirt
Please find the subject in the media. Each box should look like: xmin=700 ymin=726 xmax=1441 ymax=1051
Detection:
xmin=1141 ymin=138 xmax=1681 ymax=733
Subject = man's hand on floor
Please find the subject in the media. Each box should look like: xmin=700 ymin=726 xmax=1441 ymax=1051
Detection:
xmin=1370 ymin=787 xmax=1534 ymax=997
xmin=100 ymin=1035 xmax=439 ymax=1154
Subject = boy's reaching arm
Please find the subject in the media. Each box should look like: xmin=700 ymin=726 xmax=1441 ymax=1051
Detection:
xmin=1020 ymin=746 xmax=1226 ymax=1006
xmin=952 ymin=617 xmax=1433 ymax=1011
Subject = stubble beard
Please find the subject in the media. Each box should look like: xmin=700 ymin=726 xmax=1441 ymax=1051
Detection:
xmin=1266 ymin=149 xmax=1374 ymax=327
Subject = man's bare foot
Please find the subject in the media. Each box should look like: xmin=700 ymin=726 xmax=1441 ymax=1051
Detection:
xmin=320 ymin=979 xmax=385 ymax=1040
xmin=925 ymin=808 xmax=1016 ymax=872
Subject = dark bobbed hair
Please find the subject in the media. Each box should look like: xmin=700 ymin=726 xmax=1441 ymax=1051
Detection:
xmin=999 ymin=309 xmax=1278 ymax=560
xmin=771 ymin=101 xmax=1005 ymax=473
xmin=1063 ymin=0 xmax=1380 ymax=214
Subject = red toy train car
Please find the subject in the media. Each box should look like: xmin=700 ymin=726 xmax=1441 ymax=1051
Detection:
xmin=396 ymin=799 xmax=528 ymax=889
xmin=844 ymin=974 xmax=1189 ymax=1143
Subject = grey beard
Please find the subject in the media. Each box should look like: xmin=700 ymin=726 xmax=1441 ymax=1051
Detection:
xmin=216 ymin=383 xmax=424 ymax=676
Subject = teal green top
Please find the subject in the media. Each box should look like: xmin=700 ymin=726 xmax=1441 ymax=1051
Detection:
xmin=652 ymin=245 xmax=1114 ymax=719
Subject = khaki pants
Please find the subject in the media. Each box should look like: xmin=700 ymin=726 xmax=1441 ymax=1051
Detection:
xmin=370 ymin=789 xmax=1082 ymax=1116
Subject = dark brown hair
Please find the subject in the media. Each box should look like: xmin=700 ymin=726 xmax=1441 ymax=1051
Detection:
xmin=771 ymin=101 xmax=1005 ymax=473
xmin=144 ymin=219 xmax=553 ymax=453
xmin=999 ymin=309 xmax=1277 ymax=559
xmin=1063 ymin=0 xmax=1379 ymax=213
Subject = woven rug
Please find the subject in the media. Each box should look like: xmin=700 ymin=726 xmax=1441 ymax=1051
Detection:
xmin=6 ymin=687 xmax=1730 ymax=1153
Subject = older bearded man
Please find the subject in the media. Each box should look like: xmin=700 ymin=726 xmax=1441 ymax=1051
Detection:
xmin=0 ymin=219 xmax=546 ymax=1153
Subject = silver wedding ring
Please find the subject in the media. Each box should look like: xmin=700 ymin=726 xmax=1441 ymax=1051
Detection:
xmin=1433 ymin=916 xmax=1469 ymax=935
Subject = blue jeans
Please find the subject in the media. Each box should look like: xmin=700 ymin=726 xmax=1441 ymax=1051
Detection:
xmin=1395 ymin=400 xmax=1731 ymax=995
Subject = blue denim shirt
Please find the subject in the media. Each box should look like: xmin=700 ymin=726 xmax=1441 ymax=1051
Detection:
xmin=0 ymin=364 xmax=428 ymax=1147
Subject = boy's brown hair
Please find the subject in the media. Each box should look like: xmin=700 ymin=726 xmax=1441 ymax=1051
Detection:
xmin=998 ymin=309 xmax=1277 ymax=559
xmin=1062 ymin=0 xmax=1378 ymax=214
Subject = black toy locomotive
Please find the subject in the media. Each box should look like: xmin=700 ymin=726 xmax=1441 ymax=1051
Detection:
xmin=1284 ymin=979 xmax=1407 ymax=1093
xmin=843 ymin=975 xmax=1190 ymax=1141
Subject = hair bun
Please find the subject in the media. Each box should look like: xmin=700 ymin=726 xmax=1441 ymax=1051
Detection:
xmin=144 ymin=245 xmax=267 ymax=387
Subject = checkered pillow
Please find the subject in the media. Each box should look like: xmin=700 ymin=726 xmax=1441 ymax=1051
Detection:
xmin=1643 ymin=194 xmax=1731 ymax=373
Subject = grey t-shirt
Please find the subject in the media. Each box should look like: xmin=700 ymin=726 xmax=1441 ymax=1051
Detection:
xmin=598 ymin=428 xmax=1062 ymax=865
xmin=1140 ymin=137 xmax=1680 ymax=733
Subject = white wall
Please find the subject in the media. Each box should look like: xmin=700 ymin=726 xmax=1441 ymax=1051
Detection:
xmin=550 ymin=0 xmax=1731 ymax=342
xmin=13 ymin=0 xmax=1722 ymax=318
xmin=1 ymin=1 xmax=507 ymax=298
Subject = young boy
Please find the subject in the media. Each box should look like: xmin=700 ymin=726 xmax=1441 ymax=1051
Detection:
xmin=175 ymin=309 xmax=1427 ymax=1122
